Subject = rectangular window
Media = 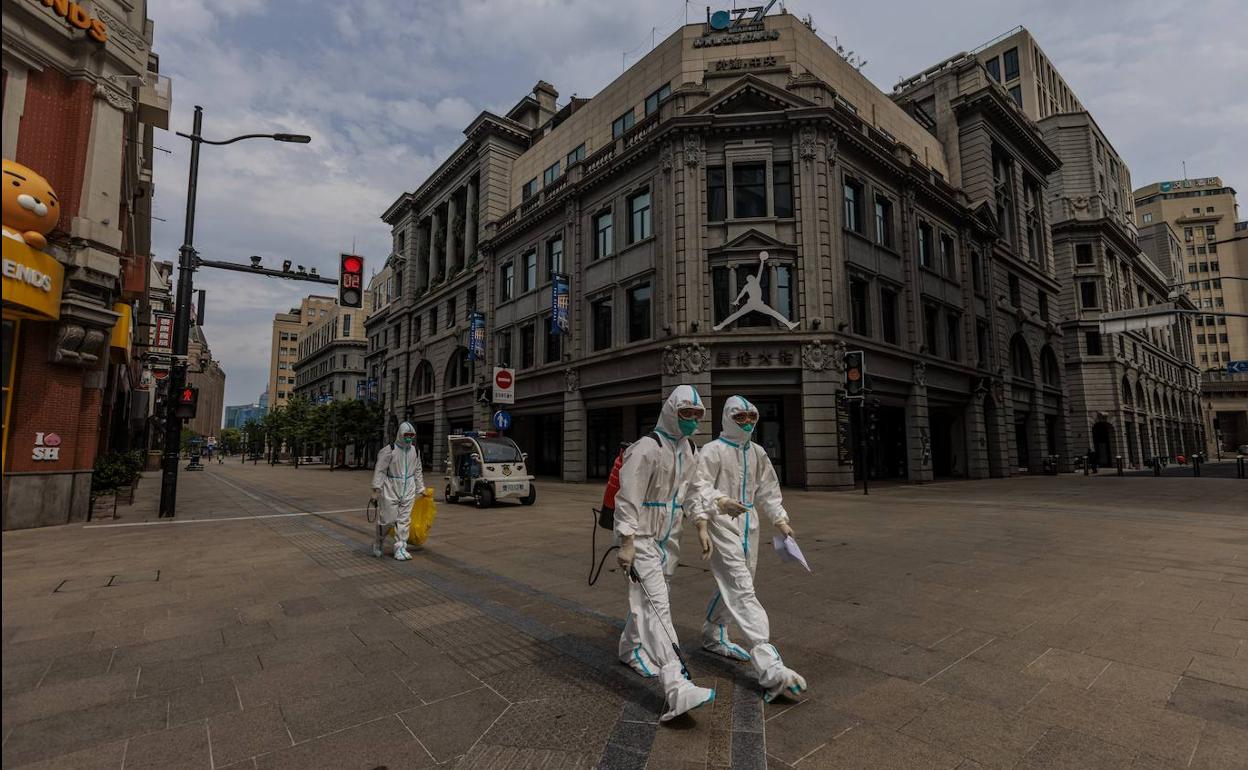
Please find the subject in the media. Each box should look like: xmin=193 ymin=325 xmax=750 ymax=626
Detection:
xmin=467 ymin=286 xmax=477 ymax=312
xmin=1038 ymin=291 xmax=1049 ymax=320
xmin=612 ymin=109 xmax=635 ymax=139
xmin=546 ymin=237 xmax=564 ymax=277
xmin=592 ymin=296 xmax=613 ymax=351
xmin=594 ymin=211 xmax=614 ymax=259
xmin=972 ymin=251 xmax=984 ymax=293
xmin=946 ymin=313 xmax=961 ymax=362
xmin=499 ymin=261 xmax=515 ymax=301
xmin=644 ymin=83 xmax=670 ymax=115
xmin=566 ymin=143 xmax=586 ymax=167
xmin=773 ymin=162 xmax=793 ymax=218
xmin=628 ymin=190 xmax=652 ymax=242
xmin=874 ymin=197 xmax=893 ymax=246
xmin=1184 ymin=227 xmax=1193 ymax=241
xmin=985 ymin=57 xmax=1000 ymax=82
xmin=627 ymin=284 xmax=652 ymax=342
xmin=1142 ymin=212 xmax=1153 ymax=224
xmin=1085 ymin=331 xmax=1103 ymax=356
xmin=1080 ymin=281 xmax=1099 ymax=309
xmin=413 ymin=315 xmax=422 ymax=340
xmin=342 ymin=314 xmax=351 ymax=336
xmin=1003 ymin=47 xmax=1019 ymax=80
xmin=545 ymin=317 xmax=561 ymax=363
xmin=880 ymin=286 xmax=898 ymax=344
xmin=733 ymin=163 xmax=767 ymax=218
xmin=1008 ymin=85 xmax=1022 ymax=107
xmin=429 ymin=306 xmax=438 ymax=333
xmin=1075 ymin=243 xmax=1093 ymax=264
xmin=446 ymin=297 xmax=456 ymax=327
xmin=496 ymin=330 xmax=512 ymax=367
xmin=977 ymin=320 xmax=990 ymax=366
xmin=520 ymin=324 xmax=535 ymax=369
xmin=1205 ymin=225 xmax=1216 ymax=238
xmin=523 ymin=250 xmax=538 ymax=291
xmin=850 ymin=278 xmax=870 ymax=337
xmin=775 ymin=265 xmax=794 ymax=322
xmin=924 ymin=303 xmax=940 ymax=354
xmin=1210 ymin=261 xmax=1220 ymax=272
xmin=522 ymin=178 xmax=538 ymax=200
xmin=918 ymin=223 xmax=934 ymax=269
xmin=713 ymin=267 xmax=731 ymax=326
xmin=843 ymin=178 xmax=863 ymax=233
xmin=707 ymin=166 xmax=727 ymax=222
xmin=543 ymin=161 xmax=560 ymax=186
xmin=1009 ymin=274 xmax=1021 ymax=307
xmin=940 ymin=233 xmax=956 ymax=277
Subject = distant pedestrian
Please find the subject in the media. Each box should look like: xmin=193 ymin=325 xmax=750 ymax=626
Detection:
xmin=1086 ymin=447 xmax=1098 ymax=474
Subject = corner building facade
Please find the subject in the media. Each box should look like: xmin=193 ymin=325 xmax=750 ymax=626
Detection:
xmin=382 ymin=14 xmax=1070 ymax=484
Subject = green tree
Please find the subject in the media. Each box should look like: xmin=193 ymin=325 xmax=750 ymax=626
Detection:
xmin=180 ymin=427 xmax=199 ymax=454
xmin=282 ymin=396 xmax=314 ymax=467
xmin=219 ymin=427 xmax=242 ymax=454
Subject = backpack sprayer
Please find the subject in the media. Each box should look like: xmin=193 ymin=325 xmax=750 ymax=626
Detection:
xmin=588 ymin=443 xmax=628 ymax=586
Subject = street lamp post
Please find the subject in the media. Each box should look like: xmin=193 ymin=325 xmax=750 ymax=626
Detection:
xmin=158 ymin=106 xmax=313 ymax=518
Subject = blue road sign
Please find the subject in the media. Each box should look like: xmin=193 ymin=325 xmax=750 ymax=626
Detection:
xmin=493 ymin=410 xmax=512 ymax=431
xmin=1228 ymin=360 xmax=1248 ymax=374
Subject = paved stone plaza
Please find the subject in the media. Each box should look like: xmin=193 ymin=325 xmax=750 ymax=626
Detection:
xmin=2 ymin=463 xmax=1246 ymax=769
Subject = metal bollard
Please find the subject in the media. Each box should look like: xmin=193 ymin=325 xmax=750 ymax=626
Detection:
xmin=1116 ymin=455 xmax=1124 ymax=476
xmin=1238 ymin=455 xmax=1245 ymax=479
xmin=1194 ymin=454 xmax=1201 ymax=477
xmin=1154 ymin=459 xmax=1161 ymax=477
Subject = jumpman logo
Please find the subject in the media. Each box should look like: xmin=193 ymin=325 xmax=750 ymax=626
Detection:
xmin=713 ymin=251 xmax=799 ymax=331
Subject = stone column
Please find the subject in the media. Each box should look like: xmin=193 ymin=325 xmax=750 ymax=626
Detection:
xmin=965 ymin=390 xmax=990 ymax=479
xmin=997 ymin=381 xmax=1018 ymax=476
xmin=907 ymin=361 xmax=934 ymax=482
xmin=433 ymin=393 xmax=448 ymax=470
xmin=465 ymin=179 xmax=478 ymax=265
xmin=414 ymin=219 xmax=429 ymax=293
xmin=563 ymin=368 xmax=587 ymax=482
xmin=429 ymin=208 xmax=441 ymax=286
xmin=445 ymin=195 xmax=458 ymax=278
xmin=800 ymin=340 xmax=852 ymax=488
xmin=1030 ymin=390 xmax=1047 ymax=470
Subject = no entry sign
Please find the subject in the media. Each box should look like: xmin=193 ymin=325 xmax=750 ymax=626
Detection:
xmin=493 ymin=367 xmax=515 ymax=404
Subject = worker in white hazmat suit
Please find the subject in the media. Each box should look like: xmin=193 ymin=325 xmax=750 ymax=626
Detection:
xmin=615 ymin=384 xmax=716 ymax=721
xmin=370 ymin=422 xmax=428 ymax=561
xmin=691 ymin=395 xmax=807 ymax=703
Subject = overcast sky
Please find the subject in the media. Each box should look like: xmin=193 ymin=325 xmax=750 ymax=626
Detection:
xmin=146 ymin=0 xmax=1248 ymax=415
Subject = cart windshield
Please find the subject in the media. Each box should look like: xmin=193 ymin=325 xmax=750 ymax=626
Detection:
xmin=476 ymin=438 xmax=522 ymax=463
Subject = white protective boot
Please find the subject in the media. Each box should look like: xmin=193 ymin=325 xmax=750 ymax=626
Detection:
xmin=702 ymin=623 xmax=752 ymax=662
xmin=659 ymin=660 xmax=715 ymax=722
xmin=394 ymin=541 xmax=411 ymax=561
xmin=373 ymin=525 xmax=385 ymax=558
xmin=752 ymin=643 xmax=806 ymax=703
xmin=623 ymin=644 xmax=659 ymax=678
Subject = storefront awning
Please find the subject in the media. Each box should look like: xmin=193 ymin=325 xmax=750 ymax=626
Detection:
xmin=2 ymin=238 xmax=64 ymax=321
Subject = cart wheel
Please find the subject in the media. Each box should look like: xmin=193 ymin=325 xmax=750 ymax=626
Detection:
xmin=475 ymin=483 xmax=495 ymax=508
xmin=445 ymin=484 xmax=458 ymax=504
xmin=520 ymin=485 xmax=536 ymax=506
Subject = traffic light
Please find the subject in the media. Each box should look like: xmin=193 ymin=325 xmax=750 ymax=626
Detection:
xmin=339 ymin=253 xmax=364 ymax=308
xmin=174 ymin=385 xmax=199 ymax=419
xmin=844 ymin=350 xmax=866 ymax=398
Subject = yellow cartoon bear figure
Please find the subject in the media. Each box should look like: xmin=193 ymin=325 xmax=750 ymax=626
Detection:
xmin=3 ymin=159 xmax=60 ymax=251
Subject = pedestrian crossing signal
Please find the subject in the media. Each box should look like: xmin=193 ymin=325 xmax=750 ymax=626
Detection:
xmin=174 ymin=385 xmax=199 ymax=419
xmin=844 ymin=351 xmax=865 ymax=398
xmin=339 ymin=254 xmax=364 ymax=308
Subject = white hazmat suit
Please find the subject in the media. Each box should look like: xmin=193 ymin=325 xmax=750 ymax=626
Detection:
xmin=615 ymin=384 xmax=715 ymax=721
xmin=371 ymin=421 xmax=425 ymax=561
xmin=692 ymin=396 xmax=806 ymax=702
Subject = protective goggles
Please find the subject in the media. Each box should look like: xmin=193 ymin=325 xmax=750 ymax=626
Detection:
xmin=676 ymin=407 xmax=704 ymax=420
xmin=731 ymin=411 xmax=760 ymax=425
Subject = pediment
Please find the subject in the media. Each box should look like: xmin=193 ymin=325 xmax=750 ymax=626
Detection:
xmin=708 ymin=228 xmax=794 ymax=257
xmin=692 ymin=74 xmax=814 ymax=116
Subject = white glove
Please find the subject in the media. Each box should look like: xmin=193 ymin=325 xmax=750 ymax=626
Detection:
xmin=715 ymin=496 xmax=747 ymax=517
xmin=369 ymin=490 xmax=379 ymax=506
xmin=776 ymin=520 xmax=795 ymax=539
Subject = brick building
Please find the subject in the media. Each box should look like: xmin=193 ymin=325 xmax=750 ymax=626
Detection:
xmin=2 ymin=0 xmax=170 ymax=528
xmin=268 ymin=295 xmax=335 ymax=410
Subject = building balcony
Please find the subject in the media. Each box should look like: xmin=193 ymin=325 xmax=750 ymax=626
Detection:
xmin=138 ymin=74 xmax=172 ymax=130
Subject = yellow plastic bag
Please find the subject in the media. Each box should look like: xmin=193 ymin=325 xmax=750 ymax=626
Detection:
xmin=387 ymin=488 xmax=437 ymax=546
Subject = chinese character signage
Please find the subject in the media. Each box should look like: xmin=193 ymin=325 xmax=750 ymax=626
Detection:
xmin=551 ymin=273 xmax=569 ymax=336
xmin=468 ymin=311 xmax=486 ymax=361
xmin=151 ymin=312 xmax=174 ymax=353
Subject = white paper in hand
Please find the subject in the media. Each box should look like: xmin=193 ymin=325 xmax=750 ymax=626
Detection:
xmin=772 ymin=535 xmax=811 ymax=572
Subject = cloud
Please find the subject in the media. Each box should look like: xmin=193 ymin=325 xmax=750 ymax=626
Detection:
xmin=147 ymin=0 xmax=1248 ymax=410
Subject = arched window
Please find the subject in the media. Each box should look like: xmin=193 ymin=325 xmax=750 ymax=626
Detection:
xmin=411 ymin=360 xmax=435 ymax=397
xmin=1136 ymin=382 xmax=1146 ymax=412
xmin=1039 ymin=345 xmax=1060 ymax=387
xmin=1121 ymin=376 xmax=1133 ymax=405
xmin=1010 ymin=334 xmax=1034 ymax=381
xmin=445 ymin=347 xmax=472 ymax=389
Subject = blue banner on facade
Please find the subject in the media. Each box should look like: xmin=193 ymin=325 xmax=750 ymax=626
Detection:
xmin=551 ymin=273 xmax=569 ymax=336
xmin=468 ymin=311 xmax=486 ymax=361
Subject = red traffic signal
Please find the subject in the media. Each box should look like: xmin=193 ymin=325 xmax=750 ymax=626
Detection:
xmin=339 ymin=253 xmax=364 ymax=308
xmin=174 ymin=385 xmax=199 ymax=419
xmin=843 ymin=350 xmax=866 ymax=398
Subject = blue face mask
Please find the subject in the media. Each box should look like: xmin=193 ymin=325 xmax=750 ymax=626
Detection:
xmin=678 ymin=418 xmax=699 ymax=437
xmin=740 ymin=423 xmax=755 ymax=434
xmin=402 ymin=436 xmax=415 ymax=446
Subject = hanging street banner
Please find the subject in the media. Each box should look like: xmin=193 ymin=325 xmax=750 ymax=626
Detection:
xmin=468 ymin=311 xmax=486 ymax=361
xmin=551 ymin=273 xmax=570 ymax=336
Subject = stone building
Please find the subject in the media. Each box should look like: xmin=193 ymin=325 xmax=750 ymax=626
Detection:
xmin=1136 ymin=177 xmax=1248 ymax=453
xmin=966 ymin=28 xmax=1202 ymax=467
xmin=268 ymin=295 xmax=335 ymax=409
xmin=185 ymin=325 xmax=225 ymax=440
xmin=375 ymin=12 xmax=1089 ymax=484
xmin=292 ymin=297 xmax=371 ymax=405
xmin=3 ymin=0 xmax=170 ymax=527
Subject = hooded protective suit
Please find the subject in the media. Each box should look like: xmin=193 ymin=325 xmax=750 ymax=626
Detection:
xmin=615 ymin=384 xmax=715 ymax=721
xmin=692 ymin=395 xmax=806 ymax=702
xmin=371 ymin=422 xmax=425 ymax=560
